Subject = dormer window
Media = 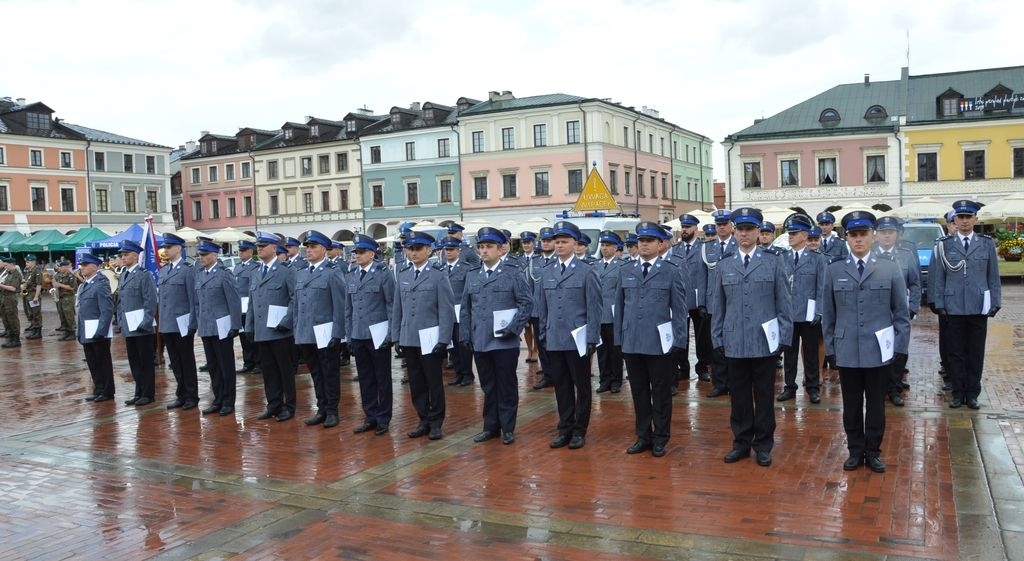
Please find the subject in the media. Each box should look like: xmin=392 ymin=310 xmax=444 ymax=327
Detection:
xmin=211 ymin=140 xmax=217 ymax=152
xmin=284 ymin=129 xmax=293 ymax=140
xmin=937 ymin=89 xmax=963 ymax=117
xmin=346 ymin=120 xmax=357 ymax=133
xmin=424 ymin=109 xmax=434 ymax=120
xmin=203 ymin=141 xmax=212 ymax=155
xmin=26 ymin=112 xmax=51 ymax=130
xmin=310 ymin=125 xmax=319 ymax=137
xmin=864 ymin=105 xmax=888 ymax=120
xmin=818 ymin=108 xmax=841 ymax=124
xmin=391 ymin=113 xmax=402 ymax=125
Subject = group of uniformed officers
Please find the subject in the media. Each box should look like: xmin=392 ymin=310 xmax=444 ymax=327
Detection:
xmin=65 ymin=198 xmax=1000 ymax=472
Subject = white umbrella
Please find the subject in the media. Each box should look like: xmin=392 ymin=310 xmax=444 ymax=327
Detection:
xmin=759 ymin=207 xmax=795 ymax=226
xmin=410 ymin=220 xmax=437 ymax=231
xmin=171 ymin=226 xmax=208 ymax=243
xmin=978 ymin=193 xmax=1024 ymax=224
xmin=209 ymin=227 xmax=256 ymax=243
xmin=888 ymin=197 xmax=949 ymax=220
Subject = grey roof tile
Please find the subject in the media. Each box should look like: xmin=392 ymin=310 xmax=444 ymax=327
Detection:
xmin=62 ymin=122 xmax=169 ymax=148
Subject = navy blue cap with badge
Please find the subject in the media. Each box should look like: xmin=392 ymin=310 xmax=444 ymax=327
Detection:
xmin=598 ymin=230 xmax=623 ymax=248
xmin=285 ymin=237 xmax=302 ymax=247
xmin=196 ymin=241 xmax=221 ymax=254
xmin=160 ymin=233 xmax=186 ymax=248
xmin=678 ymin=214 xmax=700 ymax=227
xmin=79 ymin=253 xmax=103 ymax=266
xmin=577 ymin=232 xmax=592 ymax=246
xmin=275 ymin=244 xmax=288 ymax=255
xmin=520 ymin=231 xmax=537 ymax=242
xmin=539 ymin=227 xmax=555 ymax=241
xmin=816 ymin=211 xmax=836 ymax=224
xmin=952 ymin=199 xmax=982 ymax=216
xmin=784 ymin=213 xmax=814 ymax=233
xmin=238 ymin=240 xmax=257 ymax=251
xmin=353 ymin=234 xmax=379 ymax=252
xmin=730 ymin=207 xmax=763 ymax=227
xmin=702 ymin=224 xmax=717 ymax=235
xmin=302 ymin=230 xmax=332 ymax=247
xmin=840 ymin=210 xmax=876 ymax=231
xmin=636 ymin=221 xmax=671 ymax=241
xmin=255 ymin=230 xmax=279 ymax=245
xmin=759 ymin=221 xmax=775 ymax=233
xmin=119 ymin=239 xmax=144 ymax=254
xmin=404 ymin=230 xmax=436 ymax=248
xmin=808 ymin=227 xmax=822 ymax=238
xmin=446 ymin=222 xmax=465 ymax=234
xmin=875 ymin=216 xmax=902 ymax=232
xmin=438 ymin=236 xmax=461 ymax=249
xmin=625 ymin=233 xmax=639 ymax=245
xmin=331 ymin=240 xmax=344 ymax=250
xmin=501 ymin=229 xmax=513 ymax=244
xmin=476 ymin=227 xmax=507 ymax=245
xmin=552 ymin=221 xmax=581 ymax=241
xmin=712 ymin=209 xmax=732 ymax=224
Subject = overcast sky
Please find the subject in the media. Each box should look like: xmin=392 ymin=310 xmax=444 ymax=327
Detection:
xmin=4 ymin=0 xmax=1021 ymax=178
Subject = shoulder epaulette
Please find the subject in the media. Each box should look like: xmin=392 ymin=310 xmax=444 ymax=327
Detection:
xmin=978 ymin=233 xmax=993 ymax=239
xmin=466 ymin=264 xmax=483 ymax=272
xmin=938 ymin=235 xmax=953 ymax=241
xmin=502 ymin=261 xmax=521 ymax=269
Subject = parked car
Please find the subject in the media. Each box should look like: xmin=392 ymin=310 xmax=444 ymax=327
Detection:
xmin=218 ymin=255 xmax=240 ymax=270
xmin=900 ymin=222 xmax=945 ymax=303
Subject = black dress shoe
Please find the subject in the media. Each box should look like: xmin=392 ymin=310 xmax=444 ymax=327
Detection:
xmin=85 ymin=395 xmax=98 ymax=401
xmin=473 ymin=430 xmax=499 ymax=443
xmin=942 ymin=381 xmax=953 ymax=391
xmin=966 ymin=398 xmax=980 ymax=410
xmin=610 ymin=385 xmax=621 ymax=393
xmin=447 ymin=378 xmax=462 ymax=386
xmin=568 ymin=435 xmax=585 ymax=449
xmin=304 ymin=412 xmax=326 ymax=425
xmin=374 ymin=423 xmax=389 ymax=435
xmin=323 ymin=414 xmax=339 ymax=428
xmin=124 ymin=397 xmax=139 ymax=405
xmin=723 ymin=448 xmax=750 ymax=463
xmin=651 ymin=443 xmax=667 ymax=458
xmin=240 ymin=365 xmax=255 ymax=373
xmin=596 ymin=384 xmax=611 ymax=394
xmin=888 ymin=393 xmax=905 ymax=406
xmin=275 ymin=410 xmax=294 ymax=422
xmin=532 ymin=379 xmax=553 ymax=390
xmin=670 ymin=385 xmax=679 ymax=396
xmin=697 ymin=372 xmax=711 ymax=382
xmin=865 ymin=456 xmax=886 ymax=473
xmin=459 ymin=379 xmax=473 ymax=387
xmin=219 ymin=407 xmax=235 ymax=416
xmin=353 ymin=421 xmax=377 ymax=433
xmin=525 ymin=358 xmax=538 ymax=363
xmin=166 ymin=400 xmax=185 ymax=409
xmin=776 ymin=388 xmax=796 ymax=401
xmin=756 ymin=450 xmax=772 ymax=467
xmin=408 ymin=425 xmax=428 ymax=438
xmin=257 ymin=410 xmax=278 ymax=420
xmin=401 ymin=376 xmax=409 ymax=384
xmin=843 ymin=455 xmax=862 ymax=471
xmin=949 ymin=397 xmax=963 ymax=409
xmin=428 ymin=427 xmax=443 ymax=440
xmin=502 ymin=432 xmax=515 ymax=445
xmin=93 ymin=395 xmax=111 ymax=403
xmin=199 ymin=364 xmax=209 ymax=372
xmin=900 ymin=381 xmax=911 ymax=390
xmin=550 ymin=434 xmax=571 ymax=448
xmin=808 ymin=391 xmax=821 ymax=404
xmin=201 ymin=405 xmax=220 ymax=415
xmin=134 ymin=397 xmax=153 ymax=406
xmin=706 ymin=388 xmax=729 ymax=398
xmin=627 ymin=440 xmax=651 ymax=454
xmin=182 ymin=401 xmax=198 ymax=410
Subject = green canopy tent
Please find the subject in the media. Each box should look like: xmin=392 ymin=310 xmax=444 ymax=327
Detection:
xmin=0 ymin=231 xmax=27 ymax=253
xmin=9 ymin=229 xmax=70 ymax=261
xmin=51 ymin=227 xmax=109 ymax=251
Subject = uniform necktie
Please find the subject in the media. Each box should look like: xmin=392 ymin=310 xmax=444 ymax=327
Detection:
xmin=603 ymin=261 xmax=608 ymax=269
xmin=685 ymin=243 xmax=691 ymax=254
xmin=447 ymin=264 xmax=453 ymax=273
xmin=822 ymin=239 xmax=828 ymax=252
xmin=963 ymin=237 xmax=970 ymax=252
xmin=720 ymin=241 xmax=725 ymax=253
xmin=486 ymin=269 xmax=492 ymax=278
xmin=857 ymin=259 xmax=865 ymax=277
xmin=359 ymin=269 xmax=366 ymax=281
xmin=414 ymin=269 xmax=420 ymax=281
xmin=262 ymin=264 xmax=268 ymax=278
xmin=794 ymin=251 xmax=799 ymax=267
xmin=308 ymin=265 xmax=314 ymax=274
xmin=560 ymin=263 xmax=567 ymax=275
xmin=642 ymin=262 xmax=650 ymax=278
xmin=743 ymin=254 xmax=750 ymax=268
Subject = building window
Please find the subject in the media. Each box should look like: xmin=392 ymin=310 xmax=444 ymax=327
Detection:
xmin=96 ymin=189 xmax=109 ymax=213
xmin=566 ymin=121 xmax=581 ymax=144
xmin=268 ymin=194 xmax=279 ymax=215
xmin=210 ymin=199 xmax=220 ymax=219
xmin=472 ymin=131 xmax=484 ymax=153
xmin=125 ymin=190 xmax=137 ymax=213
xmin=942 ymin=97 xmax=960 ymax=117
xmin=660 ymin=137 xmax=665 ymax=156
xmin=673 ymin=141 xmax=678 ymax=159
xmin=534 ymin=124 xmax=547 ymax=147
xmin=321 ymin=191 xmax=330 ymax=212
xmin=310 ymin=125 xmax=319 ymax=137
xmin=228 ymin=197 xmax=237 ymax=218
xmin=243 ymin=196 xmax=253 ymax=216
xmin=964 ymin=150 xmax=985 ymax=180
xmin=439 ymin=179 xmax=452 ymax=203
xmin=94 ymin=152 xmax=105 ymax=171
xmin=1014 ymin=148 xmax=1024 ymax=178
xmin=61 ymin=187 xmax=74 ymax=212
xmin=0 ymin=147 xmax=5 ymax=165
xmin=193 ymin=200 xmax=202 ymax=221
xmin=917 ymin=153 xmax=938 ymax=182
xmin=147 ymin=191 xmax=158 ymax=214
xmin=370 ymin=146 xmax=381 ymax=164
xmin=303 ymin=192 xmax=313 ymax=213
xmin=372 ymin=185 xmax=383 ymax=207
xmin=315 ymin=154 xmax=329 ymax=175
xmin=624 ymin=171 xmax=631 ymax=195
xmin=636 ymin=130 xmax=642 ymax=150
xmin=648 ymin=134 xmax=654 ymax=153
xmin=609 ymin=169 xmax=618 ymax=194
xmin=780 ymin=159 xmax=799 ymax=186
xmin=501 ymin=127 xmax=515 ymax=150
xmin=568 ymin=169 xmax=583 ymax=194
xmin=267 ymin=160 xmax=279 ymax=180
xmin=819 ymin=108 xmax=841 ymax=124
xmin=502 ymin=174 xmax=517 ymax=198
xmin=407 ymin=182 xmax=419 ymax=205
xmin=336 ymin=152 xmax=348 ymax=172
xmin=241 ymin=161 xmax=251 ymax=178
xmin=301 ymin=157 xmax=313 ymax=177
xmin=534 ymin=172 xmax=550 ymax=196
xmin=146 ymin=156 xmax=156 ymax=174
xmin=473 ymin=176 xmax=488 ymax=200
xmin=437 ymin=138 xmax=450 ymax=158
xmin=30 ymin=186 xmax=46 ymax=211
xmin=208 ymin=165 xmax=218 ymax=182
xmin=346 ymin=120 xmax=357 ymax=133
xmin=403 ymin=141 xmax=416 ymax=161
xmin=60 ymin=151 xmax=72 ymax=168
xmin=817 ymin=157 xmax=837 ymax=185
xmin=124 ymin=154 xmax=134 ymax=173
xmin=221 ymin=163 xmax=233 ymax=181
xmin=338 ymin=189 xmax=349 ymax=210
xmin=650 ymin=174 xmax=656 ymax=198
xmin=284 ymin=129 xmax=293 ymax=140
xmin=190 ymin=168 xmax=200 ymax=184
xmin=26 ymin=112 xmax=50 ymax=129
xmin=866 ymin=155 xmax=885 ymax=182
xmin=30 ymin=150 xmax=43 ymax=167
xmin=661 ymin=176 xmax=668 ymax=199
xmin=743 ymin=162 xmax=761 ymax=188
xmin=0 ymin=185 xmax=8 ymax=211
xmin=623 ymin=126 xmax=629 ymax=148
xmin=638 ymin=173 xmax=645 ymax=197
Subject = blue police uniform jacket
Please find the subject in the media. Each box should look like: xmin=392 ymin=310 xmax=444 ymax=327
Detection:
xmin=245 ymin=260 xmax=296 ymax=342
xmin=873 ymin=244 xmax=921 ymax=316
xmin=671 ymin=239 xmax=709 ymax=310
xmin=233 ymin=259 xmax=259 ymax=314
xmin=820 ymin=233 xmax=849 ymax=263
xmin=195 ymin=263 xmax=243 ymax=338
xmin=157 ymin=259 xmax=197 ymax=333
xmin=928 ymin=234 xmax=1001 ymax=315
xmin=595 ymin=256 xmax=623 ymax=325
xmin=614 ymin=257 xmax=688 ymax=355
xmin=117 ymin=265 xmax=158 ymax=337
xmin=293 ymin=260 xmax=346 ymax=345
xmin=784 ymin=247 xmax=826 ymax=322
xmin=344 ymin=262 xmax=394 ymax=341
xmin=710 ymin=247 xmax=793 ymax=358
xmin=436 ymin=259 xmax=469 ymax=302
xmin=391 ymin=263 xmax=455 ymax=347
xmin=460 ymin=262 xmax=532 ymax=352
xmin=536 ymin=256 xmax=602 ymax=352
xmin=77 ymin=273 xmax=114 ymax=344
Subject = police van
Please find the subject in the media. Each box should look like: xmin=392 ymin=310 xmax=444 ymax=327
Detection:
xmin=550 ymin=211 xmax=642 ymax=256
xmin=900 ymin=221 xmax=944 ymax=303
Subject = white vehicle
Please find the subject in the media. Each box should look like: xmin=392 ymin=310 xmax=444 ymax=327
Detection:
xmin=549 ymin=211 xmax=642 ymax=255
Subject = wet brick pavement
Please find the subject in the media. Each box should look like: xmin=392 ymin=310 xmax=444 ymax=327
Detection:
xmin=1 ymin=286 xmax=1022 ymax=560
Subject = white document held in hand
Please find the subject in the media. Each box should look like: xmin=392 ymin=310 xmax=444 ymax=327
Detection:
xmin=83 ymin=319 xmax=99 ymax=339
xmin=216 ymin=315 xmax=232 ymax=340
xmin=805 ymin=299 xmax=816 ymax=322
xmin=657 ymin=321 xmax=673 ymax=354
xmin=492 ymin=308 xmax=517 ymax=337
xmin=761 ymin=318 xmax=780 ymax=354
xmin=125 ymin=309 xmax=145 ymax=332
xmin=418 ymin=325 xmax=440 ymax=354
xmin=266 ymin=305 xmax=288 ymax=328
xmin=571 ymin=325 xmax=588 ymax=357
xmin=313 ymin=322 xmax=334 ymax=349
xmin=368 ymin=320 xmax=389 ymax=349
xmin=176 ymin=313 xmax=190 ymax=337
xmin=875 ymin=325 xmax=895 ymax=363
xmin=453 ymin=304 xmax=461 ymax=324
xmin=982 ymin=290 xmax=991 ymax=315
xmin=240 ymin=296 xmax=250 ymax=313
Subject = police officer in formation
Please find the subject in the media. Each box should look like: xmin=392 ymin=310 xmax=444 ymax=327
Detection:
xmin=872 ymin=217 xmax=921 ymax=406
xmin=816 ymin=211 xmax=849 ymax=263
xmin=52 ymin=258 xmax=79 ymax=340
xmin=519 ymin=231 xmax=542 ymax=365
xmin=778 ymin=213 xmax=826 ymax=404
xmin=529 ymin=226 xmax=557 ymax=391
xmin=158 ymin=233 xmax=200 ymax=410
xmin=345 ymin=234 xmax=395 ymax=435
xmin=437 ymin=236 xmax=474 ymax=387
xmin=670 ymin=214 xmax=710 ymax=383
xmin=245 ymin=231 xmax=298 ymax=422
xmin=284 ymin=237 xmax=308 ymax=269
xmin=462 ymin=227 xmax=532 ymax=445
xmin=234 ymin=240 xmax=261 ymax=374
xmin=21 ymin=254 xmax=44 ymax=339
xmin=195 ymin=240 xmax=243 ymax=416
xmin=928 ymin=200 xmax=1001 ymax=410
xmin=76 ymin=253 xmax=115 ymax=402
xmin=446 ymin=222 xmax=480 ymax=267
xmin=594 ymin=230 xmax=624 ymax=394
xmin=116 ymin=240 xmax=159 ymax=407
xmin=822 ymin=211 xmax=911 ymax=473
xmin=703 ymin=209 xmax=737 ymax=398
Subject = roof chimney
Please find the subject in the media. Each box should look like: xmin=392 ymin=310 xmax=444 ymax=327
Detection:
xmin=355 ymin=106 xmax=373 ymax=115
xmin=409 ymin=102 xmax=421 ymax=111
xmin=488 ymin=91 xmax=501 ymax=101
xmin=864 ymin=73 xmax=870 ymax=86
xmin=185 ymin=140 xmax=197 ymax=152
xmin=200 ymin=130 xmax=209 ymax=137
xmin=16 ymin=97 xmax=26 ymax=105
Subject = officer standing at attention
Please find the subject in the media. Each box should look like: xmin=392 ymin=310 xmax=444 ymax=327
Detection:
xmin=704 ymin=209 xmax=736 ymax=398
xmin=234 ymin=240 xmax=261 ymax=374
xmin=116 ymin=240 xmax=159 ymax=407
xmin=346 ymin=234 xmax=396 ymax=436
xmin=76 ymin=253 xmax=115 ymax=401
xmin=671 ymin=214 xmax=711 ymax=383
xmin=463 ymin=227 xmax=532 ymax=445
xmin=520 ymin=231 xmax=541 ymax=364
xmin=778 ymin=213 xmax=826 ymax=404
xmin=393 ymin=230 xmax=454 ymax=440
xmin=530 ymin=227 xmax=557 ymax=390
xmin=0 ymin=257 xmax=23 ymax=348
xmin=446 ymin=222 xmax=481 ymax=266
xmin=822 ymin=211 xmax=910 ymax=473
xmin=158 ymin=233 xmax=200 ymax=410
xmin=929 ymin=200 xmax=1001 ymax=410
xmin=21 ymin=254 xmax=44 ymax=339
xmin=758 ymin=222 xmax=777 ymax=250
xmin=284 ymin=237 xmax=308 ymax=269
xmin=437 ymin=236 xmax=474 ymax=387
xmin=873 ymin=217 xmax=921 ymax=406
xmin=246 ymin=232 xmax=298 ymax=422
xmin=702 ymin=224 xmax=717 ymax=242
xmin=536 ymin=221 xmax=602 ymax=450
xmin=616 ymin=222 xmax=688 ymax=457
xmin=53 ymin=259 xmax=79 ymax=341
xmin=623 ymin=233 xmax=639 ymax=261
xmin=933 ymin=210 xmax=958 ymax=391
xmin=195 ymin=240 xmax=243 ymax=416
xmin=595 ymin=230 xmax=624 ymax=394
xmin=711 ymin=208 xmax=792 ymax=467
xmin=816 ymin=211 xmax=849 ymax=263
xmin=294 ymin=230 xmax=346 ymax=428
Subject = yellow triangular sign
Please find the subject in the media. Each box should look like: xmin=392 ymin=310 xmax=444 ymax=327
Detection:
xmin=573 ymin=168 xmax=619 ymax=212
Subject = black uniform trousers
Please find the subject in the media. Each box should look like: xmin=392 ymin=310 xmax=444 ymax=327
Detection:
xmin=163 ymin=331 xmax=199 ymax=403
xmin=239 ymin=319 xmax=260 ymax=370
xmin=300 ymin=343 xmax=341 ymax=415
xmin=84 ymin=338 xmax=114 ymax=398
xmin=548 ymin=350 xmax=592 ymax=437
xmin=258 ymin=337 xmax=297 ymax=415
xmin=726 ymin=356 xmax=776 ymax=452
xmin=709 ymin=315 xmax=729 ymax=392
xmin=201 ymin=335 xmax=237 ymax=408
xmin=405 ymin=346 xmax=445 ymax=429
xmin=783 ymin=321 xmax=821 ymax=391
xmin=689 ymin=309 xmax=712 ymax=375
xmin=937 ymin=313 xmax=949 ymax=374
xmin=475 ymin=348 xmax=520 ymax=433
xmin=531 ymin=317 xmax=552 ymax=383
xmin=125 ymin=334 xmax=156 ymax=399
xmin=351 ymin=339 xmax=393 ymax=425
xmin=945 ymin=314 xmax=988 ymax=401
xmin=449 ymin=322 xmax=474 ymax=383
xmin=888 ymin=352 xmax=910 ymax=395
xmin=624 ymin=353 xmax=675 ymax=447
xmin=839 ymin=366 xmax=887 ymax=459
xmin=596 ymin=323 xmax=623 ymax=389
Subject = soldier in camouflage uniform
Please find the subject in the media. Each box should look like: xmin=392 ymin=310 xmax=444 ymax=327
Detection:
xmin=52 ymin=259 xmax=79 ymax=341
xmin=21 ymin=254 xmax=44 ymax=339
xmin=1 ymin=257 xmax=24 ymax=348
